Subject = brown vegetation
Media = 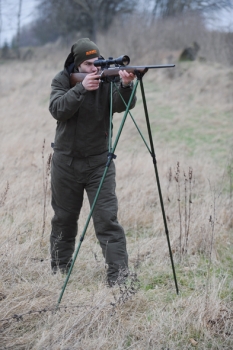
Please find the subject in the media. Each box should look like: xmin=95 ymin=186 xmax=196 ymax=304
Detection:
xmin=0 ymin=26 xmax=233 ymax=349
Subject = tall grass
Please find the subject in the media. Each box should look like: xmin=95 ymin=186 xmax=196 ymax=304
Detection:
xmin=0 ymin=38 xmax=233 ymax=348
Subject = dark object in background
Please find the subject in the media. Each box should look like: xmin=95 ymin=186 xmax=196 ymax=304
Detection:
xmin=179 ymin=42 xmax=200 ymax=61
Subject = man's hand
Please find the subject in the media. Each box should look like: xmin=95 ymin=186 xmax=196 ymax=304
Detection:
xmin=119 ymin=70 xmax=135 ymax=86
xmin=82 ymin=72 xmax=101 ymax=91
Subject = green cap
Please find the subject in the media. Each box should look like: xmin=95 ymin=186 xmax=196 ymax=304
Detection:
xmin=72 ymin=38 xmax=100 ymax=67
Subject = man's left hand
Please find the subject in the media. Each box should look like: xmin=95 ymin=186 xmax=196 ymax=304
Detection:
xmin=119 ymin=70 xmax=135 ymax=86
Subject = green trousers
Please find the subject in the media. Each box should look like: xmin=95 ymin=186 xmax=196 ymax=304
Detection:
xmin=50 ymin=151 xmax=128 ymax=282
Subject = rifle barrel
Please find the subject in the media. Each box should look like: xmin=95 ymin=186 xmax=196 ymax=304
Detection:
xmin=118 ymin=64 xmax=175 ymax=69
xmin=70 ymin=64 xmax=175 ymax=87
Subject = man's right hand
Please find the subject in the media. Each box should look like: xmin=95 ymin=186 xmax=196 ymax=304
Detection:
xmin=82 ymin=72 xmax=101 ymax=91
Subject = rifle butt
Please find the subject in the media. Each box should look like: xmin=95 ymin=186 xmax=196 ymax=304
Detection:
xmin=70 ymin=73 xmax=87 ymax=87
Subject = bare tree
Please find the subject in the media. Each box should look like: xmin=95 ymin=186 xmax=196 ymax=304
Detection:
xmin=150 ymin=0 xmax=233 ymax=18
xmin=73 ymin=0 xmax=136 ymax=42
xmin=16 ymin=0 xmax=22 ymax=58
xmin=0 ymin=0 xmax=2 ymax=48
xmin=32 ymin=0 xmax=136 ymax=45
xmin=73 ymin=0 xmax=102 ymax=43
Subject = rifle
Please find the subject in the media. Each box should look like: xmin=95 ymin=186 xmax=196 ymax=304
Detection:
xmin=70 ymin=64 xmax=175 ymax=87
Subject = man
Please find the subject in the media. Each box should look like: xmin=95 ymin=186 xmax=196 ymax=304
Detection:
xmin=49 ymin=38 xmax=136 ymax=286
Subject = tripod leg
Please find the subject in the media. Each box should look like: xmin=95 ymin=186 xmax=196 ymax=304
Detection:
xmin=139 ymin=79 xmax=179 ymax=295
xmin=56 ymin=165 xmax=110 ymax=307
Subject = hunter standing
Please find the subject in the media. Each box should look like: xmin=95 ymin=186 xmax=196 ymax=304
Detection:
xmin=49 ymin=38 xmax=136 ymax=286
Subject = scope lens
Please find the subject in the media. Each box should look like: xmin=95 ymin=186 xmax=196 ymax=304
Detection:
xmin=122 ymin=55 xmax=130 ymax=66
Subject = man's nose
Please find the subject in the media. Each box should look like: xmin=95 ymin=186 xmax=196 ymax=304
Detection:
xmin=92 ymin=65 xmax=97 ymax=72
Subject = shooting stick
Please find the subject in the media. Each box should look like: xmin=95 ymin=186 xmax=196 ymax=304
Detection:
xmin=57 ymin=65 xmax=179 ymax=307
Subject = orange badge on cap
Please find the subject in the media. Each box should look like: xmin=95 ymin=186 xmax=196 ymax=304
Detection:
xmin=86 ymin=50 xmax=97 ymax=56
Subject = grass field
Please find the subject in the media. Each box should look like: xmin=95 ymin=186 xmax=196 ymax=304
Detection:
xmin=0 ymin=46 xmax=233 ymax=349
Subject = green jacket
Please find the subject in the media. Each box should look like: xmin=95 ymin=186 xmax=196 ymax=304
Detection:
xmin=49 ymin=68 xmax=136 ymax=157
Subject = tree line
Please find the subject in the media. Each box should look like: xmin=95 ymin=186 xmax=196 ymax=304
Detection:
xmin=0 ymin=0 xmax=232 ymax=63
xmin=5 ymin=0 xmax=232 ymax=48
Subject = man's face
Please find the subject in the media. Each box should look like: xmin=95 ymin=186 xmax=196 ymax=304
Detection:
xmin=78 ymin=57 xmax=99 ymax=73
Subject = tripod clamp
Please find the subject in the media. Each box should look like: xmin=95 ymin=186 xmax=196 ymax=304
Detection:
xmin=106 ymin=152 xmax=117 ymax=167
xmin=134 ymin=68 xmax=148 ymax=80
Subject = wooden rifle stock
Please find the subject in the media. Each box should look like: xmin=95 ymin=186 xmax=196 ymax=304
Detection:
xmin=70 ymin=64 xmax=175 ymax=87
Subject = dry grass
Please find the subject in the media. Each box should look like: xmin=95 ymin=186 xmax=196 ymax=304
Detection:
xmin=0 ymin=42 xmax=233 ymax=349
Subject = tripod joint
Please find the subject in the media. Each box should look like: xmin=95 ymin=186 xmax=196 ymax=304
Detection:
xmin=134 ymin=68 xmax=148 ymax=80
xmin=150 ymin=151 xmax=157 ymax=164
xmin=106 ymin=152 xmax=117 ymax=167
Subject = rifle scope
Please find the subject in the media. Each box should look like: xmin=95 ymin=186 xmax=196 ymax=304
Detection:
xmin=94 ymin=55 xmax=130 ymax=68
